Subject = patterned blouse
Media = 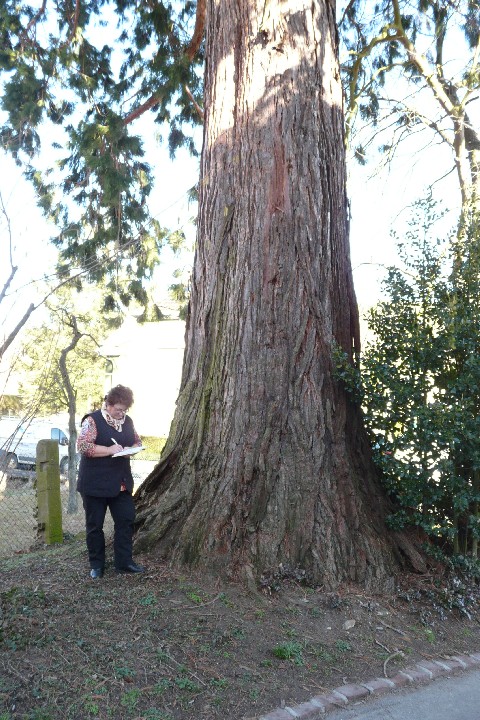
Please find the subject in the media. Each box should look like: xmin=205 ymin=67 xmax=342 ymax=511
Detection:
xmin=77 ymin=415 xmax=142 ymax=457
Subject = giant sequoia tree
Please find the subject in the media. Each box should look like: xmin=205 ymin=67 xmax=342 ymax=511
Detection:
xmin=0 ymin=0 xmax=424 ymax=589
xmin=134 ymin=0 xmax=425 ymax=589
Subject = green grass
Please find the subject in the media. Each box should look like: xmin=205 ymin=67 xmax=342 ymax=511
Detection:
xmin=423 ymin=628 xmax=436 ymax=643
xmin=139 ymin=436 xmax=166 ymax=460
xmin=272 ymin=641 xmax=305 ymax=665
xmin=120 ymin=688 xmax=141 ymax=712
xmin=174 ymin=676 xmax=201 ymax=692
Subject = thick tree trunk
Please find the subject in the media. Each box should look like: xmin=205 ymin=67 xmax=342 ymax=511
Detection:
xmin=134 ymin=0 xmax=423 ymax=589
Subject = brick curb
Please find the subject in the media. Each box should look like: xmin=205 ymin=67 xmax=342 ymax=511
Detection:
xmin=258 ymin=653 xmax=480 ymax=719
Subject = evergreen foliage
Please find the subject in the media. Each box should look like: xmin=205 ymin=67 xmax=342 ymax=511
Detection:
xmin=335 ymin=197 xmax=480 ymax=557
xmin=0 ymin=1 xmax=202 ymax=311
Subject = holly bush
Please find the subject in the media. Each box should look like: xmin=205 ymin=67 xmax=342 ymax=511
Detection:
xmin=336 ymin=198 xmax=480 ymax=557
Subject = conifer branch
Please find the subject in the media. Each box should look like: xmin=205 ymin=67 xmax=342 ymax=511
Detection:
xmin=123 ymin=92 xmax=164 ymax=125
xmin=21 ymin=0 xmax=47 ymax=46
xmin=185 ymin=0 xmax=206 ymax=61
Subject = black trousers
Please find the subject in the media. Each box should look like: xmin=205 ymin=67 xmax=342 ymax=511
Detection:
xmin=81 ymin=492 xmax=135 ymax=570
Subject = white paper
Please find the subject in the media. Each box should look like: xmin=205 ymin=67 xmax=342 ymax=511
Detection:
xmin=112 ymin=445 xmax=146 ymax=457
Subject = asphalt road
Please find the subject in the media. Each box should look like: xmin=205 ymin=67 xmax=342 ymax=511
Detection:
xmin=326 ymin=669 xmax=480 ymax=719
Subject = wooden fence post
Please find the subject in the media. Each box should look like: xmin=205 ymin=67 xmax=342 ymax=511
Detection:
xmin=36 ymin=439 xmax=63 ymax=544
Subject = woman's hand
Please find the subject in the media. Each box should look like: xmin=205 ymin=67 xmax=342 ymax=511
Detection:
xmin=89 ymin=443 xmax=124 ymax=457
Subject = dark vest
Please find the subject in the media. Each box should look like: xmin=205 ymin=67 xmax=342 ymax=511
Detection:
xmin=77 ymin=410 xmax=136 ymax=497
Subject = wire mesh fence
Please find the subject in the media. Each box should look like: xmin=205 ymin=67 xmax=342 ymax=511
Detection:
xmin=0 ymin=459 xmax=156 ymax=559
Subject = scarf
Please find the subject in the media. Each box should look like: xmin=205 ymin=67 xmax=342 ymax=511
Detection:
xmin=101 ymin=403 xmax=126 ymax=433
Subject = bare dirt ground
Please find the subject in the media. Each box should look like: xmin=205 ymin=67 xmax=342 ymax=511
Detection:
xmin=1 ymin=540 xmax=480 ymax=720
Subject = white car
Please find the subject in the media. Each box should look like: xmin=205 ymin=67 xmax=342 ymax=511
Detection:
xmin=0 ymin=418 xmax=74 ymax=475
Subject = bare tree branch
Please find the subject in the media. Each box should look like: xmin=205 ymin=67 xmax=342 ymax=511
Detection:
xmin=0 ymin=304 xmax=35 ymax=360
xmin=58 ymin=314 xmax=81 ymax=409
xmin=345 ymin=0 xmax=480 ymax=208
xmin=339 ymin=0 xmax=358 ymax=28
xmin=0 ymin=190 xmax=14 ymax=268
xmin=0 ymin=266 xmax=18 ymax=307
xmin=184 ymin=84 xmax=204 ymax=121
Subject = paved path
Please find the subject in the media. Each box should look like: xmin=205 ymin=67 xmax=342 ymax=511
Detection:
xmin=259 ymin=653 xmax=480 ymax=720
xmin=325 ymin=668 xmax=480 ymax=719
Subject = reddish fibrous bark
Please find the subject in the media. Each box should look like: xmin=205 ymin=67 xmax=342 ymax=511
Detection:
xmin=134 ymin=0 xmax=425 ymax=590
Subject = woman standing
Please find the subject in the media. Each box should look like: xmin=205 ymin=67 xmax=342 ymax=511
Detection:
xmin=77 ymin=384 xmax=145 ymax=578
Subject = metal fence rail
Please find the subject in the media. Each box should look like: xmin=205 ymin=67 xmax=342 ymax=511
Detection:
xmin=0 ymin=459 xmax=156 ymax=559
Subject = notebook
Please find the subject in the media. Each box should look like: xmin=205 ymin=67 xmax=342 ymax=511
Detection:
xmin=112 ymin=446 xmax=146 ymax=457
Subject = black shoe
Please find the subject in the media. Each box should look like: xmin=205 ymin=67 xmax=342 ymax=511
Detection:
xmin=90 ymin=567 xmax=104 ymax=579
xmin=116 ymin=562 xmax=145 ymax=574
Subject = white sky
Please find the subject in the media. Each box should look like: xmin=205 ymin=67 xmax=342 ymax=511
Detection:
xmin=0 ymin=134 xmax=200 ymax=334
xmin=348 ymin=135 xmax=461 ymax=310
xmin=0 ymin=122 xmax=461 ymax=337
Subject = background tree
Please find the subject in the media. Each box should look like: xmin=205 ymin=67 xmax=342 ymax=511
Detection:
xmin=340 ymin=0 xmax=480 ymax=213
xmin=0 ymin=189 xmax=37 ymax=361
xmin=17 ymin=317 xmax=104 ymax=420
xmin=17 ymin=290 xmax=107 ymax=510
